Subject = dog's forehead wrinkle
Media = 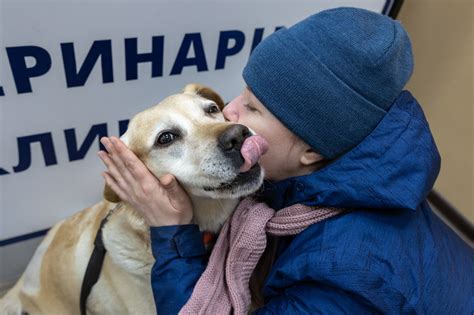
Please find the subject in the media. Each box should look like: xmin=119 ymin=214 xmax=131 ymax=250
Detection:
xmin=160 ymin=94 xmax=227 ymax=126
xmin=191 ymin=121 xmax=229 ymax=140
xmin=162 ymin=94 xmax=203 ymax=110
xmin=128 ymin=107 xmax=165 ymax=144
xmin=165 ymin=94 xmax=219 ymax=117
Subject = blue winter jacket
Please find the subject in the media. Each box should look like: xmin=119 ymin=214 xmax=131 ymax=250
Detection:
xmin=149 ymin=91 xmax=474 ymax=314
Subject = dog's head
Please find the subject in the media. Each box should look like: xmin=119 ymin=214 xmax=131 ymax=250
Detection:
xmin=104 ymin=84 xmax=265 ymax=202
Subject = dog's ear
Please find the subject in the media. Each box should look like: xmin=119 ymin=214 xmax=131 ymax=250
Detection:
xmin=103 ymin=184 xmax=121 ymax=203
xmin=182 ymin=83 xmax=225 ymax=110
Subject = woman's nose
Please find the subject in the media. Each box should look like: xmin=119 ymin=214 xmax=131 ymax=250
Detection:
xmin=223 ymin=99 xmax=239 ymax=122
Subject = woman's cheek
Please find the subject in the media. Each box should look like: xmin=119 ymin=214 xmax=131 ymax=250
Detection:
xmin=259 ymin=151 xmax=276 ymax=175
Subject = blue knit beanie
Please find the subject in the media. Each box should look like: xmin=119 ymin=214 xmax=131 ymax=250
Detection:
xmin=243 ymin=7 xmax=413 ymax=159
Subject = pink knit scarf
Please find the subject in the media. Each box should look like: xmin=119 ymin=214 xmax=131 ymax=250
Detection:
xmin=179 ymin=197 xmax=344 ymax=314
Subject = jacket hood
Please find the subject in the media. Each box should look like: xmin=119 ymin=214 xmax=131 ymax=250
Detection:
xmin=260 ymin=91 xmax=441 ymax=211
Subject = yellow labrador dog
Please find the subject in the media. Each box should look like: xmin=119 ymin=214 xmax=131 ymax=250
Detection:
xmin=0 ymin=84 xmax=268 ymax=314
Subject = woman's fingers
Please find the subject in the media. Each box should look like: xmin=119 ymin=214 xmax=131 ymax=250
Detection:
xmin=102 ymin=171 xmax=127 ymax=201
xmin=99 ymin=136 xmax=164 ymax=198
xmin=97 ymin=150 xmax=127 ymax=188
xmin=100 ymin=137 xmax=136 ymax=183
xmin=108 ymin=137 xmax=151 ymax=180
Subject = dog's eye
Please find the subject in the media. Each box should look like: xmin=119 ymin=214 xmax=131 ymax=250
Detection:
xmin=206 ymin=105 xmax=220 ymax=114
xmin=156 ymin=132 xmax=178 ymax=146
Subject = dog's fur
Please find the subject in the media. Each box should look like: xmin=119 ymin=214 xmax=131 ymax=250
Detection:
xmin=0 ymin=84 xmax=264 ymax=314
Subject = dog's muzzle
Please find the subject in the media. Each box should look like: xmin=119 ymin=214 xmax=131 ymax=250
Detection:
xmin=218 ymin=124 xmax=251 ymax=168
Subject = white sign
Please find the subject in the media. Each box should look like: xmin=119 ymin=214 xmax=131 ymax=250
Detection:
xmin=0 ymin=0 xmax=393 ymax=290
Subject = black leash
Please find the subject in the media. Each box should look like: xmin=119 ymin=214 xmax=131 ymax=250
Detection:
xmin=80 ymin=208 xmax=115 ymax=315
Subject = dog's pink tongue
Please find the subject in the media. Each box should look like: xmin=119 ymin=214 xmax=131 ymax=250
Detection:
xmin=240 ymin=135 xmax=269 ymax=173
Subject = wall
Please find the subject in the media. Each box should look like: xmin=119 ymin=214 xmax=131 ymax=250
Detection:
xmin=398 ymin=0 xmax=473 ymax=222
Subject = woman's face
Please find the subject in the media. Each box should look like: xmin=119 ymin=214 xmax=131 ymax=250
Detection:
xmin=223 ymin=87 xmax=311 ymax=181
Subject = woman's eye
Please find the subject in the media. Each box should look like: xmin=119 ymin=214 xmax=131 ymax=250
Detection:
xmin=156 ymin=132 xmax=178 ymax=145
xmin=206 ymin=105 xmax=220 ymax=114
xmin=245 ymin=104 xmax=258 ymax=112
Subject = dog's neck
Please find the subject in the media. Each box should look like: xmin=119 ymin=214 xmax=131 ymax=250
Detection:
xmin=189 ymin=195 xmax=240 ymax=233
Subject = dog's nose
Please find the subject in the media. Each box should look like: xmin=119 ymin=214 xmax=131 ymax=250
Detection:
xmin=218 ymin=124 xmax=251 ymax=152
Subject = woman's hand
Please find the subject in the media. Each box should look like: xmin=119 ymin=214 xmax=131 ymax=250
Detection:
xmin=97 ymin=136 xmax=193 ymax=227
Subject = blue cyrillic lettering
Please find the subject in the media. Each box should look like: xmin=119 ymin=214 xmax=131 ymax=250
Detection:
xmin=118 ymin=119 xmax=129 ymax=136
xmin=125 ymin=37 xmax=164 ymax=80
xmin=215 ymin=30 xmax=245 ymax=70
xmin=0 ymin=86 xmax=4 ymax=96
xmin=61 ymin=40 xmax=114 ymax=88
xmin=250 ymin=28 xmax=265 ymax=54
xmin=13 ymin=133 xmax=57 ymax=172
xmin=0 ymin=168 xmax=9 ymax=175
xmin=170 ymin=33 xmax=208 ymax=75
xmin=64 ymin=123 xmax=107 ymax=161
xmin=6 ymin=46 xmax=52 ymax=94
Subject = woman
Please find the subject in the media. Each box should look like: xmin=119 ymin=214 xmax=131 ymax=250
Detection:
xmin=98 ymin=7 xmax=473 ymax=314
